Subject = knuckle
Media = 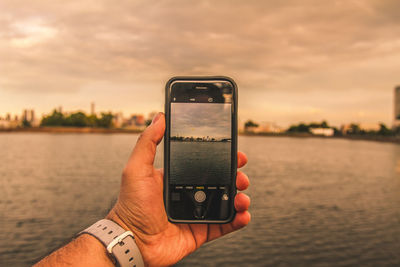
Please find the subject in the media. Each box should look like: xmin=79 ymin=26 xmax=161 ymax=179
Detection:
xmin=122 ymin=165 xmax=130 ymax=178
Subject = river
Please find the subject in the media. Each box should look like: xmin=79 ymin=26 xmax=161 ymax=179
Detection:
xmin=1 ymin=133 xmax=399 ymax=266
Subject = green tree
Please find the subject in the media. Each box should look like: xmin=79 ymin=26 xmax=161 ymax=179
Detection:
xmin=22 ymin=119 xmax=31 ymax=127
xmin=309 ymin=121 xmax=329 ymax=129
xmin=96 ymin=112 xmax=114 ymax=128
xmin=40 ymin=109 xmax=117 ymax=128
xmin=287 ymin=123 xmax=310 ymax=133
xmin=64 ymin=112 xmax=89 ymax=127
xmin=41 ymin=110 xmax=65 ymax=126
xmin=377 ymin=123 xmax=392 ymax=136
xmin=321 ymin=120 xmax=329 ymax=128
xmin=244 ymin=120 xmax=259 ymax=131
xmin=345 ymin=123 xmax=368 ymax=135
xmin=87 ymin=114 xmax=98 ymax=127
xmin=332 ymin=127 xmax=342 ymax=136
xmin=348 ymin=123 xmax=361 ymax=135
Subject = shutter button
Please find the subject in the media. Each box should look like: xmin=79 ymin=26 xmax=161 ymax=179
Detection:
xmin=194 ymin=190 xmax=206 ymax=203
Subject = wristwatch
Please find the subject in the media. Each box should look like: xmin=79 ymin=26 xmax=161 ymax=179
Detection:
xmin=79 ymin=219 xmax=144 ymax=267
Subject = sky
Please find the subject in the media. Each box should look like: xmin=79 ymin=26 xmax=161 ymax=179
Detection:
xmin=1 ymin=0 xmax=400 ymax=127
xmin=171 ymin=103 xmax=231 ymax=138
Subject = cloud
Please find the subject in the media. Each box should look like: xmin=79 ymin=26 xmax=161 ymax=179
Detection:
xmin=0 ymin=0 xmax=399 ymax=125
xmin=171 ymin=103 xmax=231 ymax=138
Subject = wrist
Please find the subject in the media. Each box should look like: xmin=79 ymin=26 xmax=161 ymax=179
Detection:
xmin=80 ymin=217 xmax=146 ymax=267
xmin=106 ymin=206 xmax=149 ymax=264
xmin=106 ymin=208 xmax=131 ymax=232
xmin=35 ymin=233 xmax=115 ymax=267
xmin=106 ymin=203 xmax=148 ymax=240
xmin=76 ymin=234 xmax=115 ymax=266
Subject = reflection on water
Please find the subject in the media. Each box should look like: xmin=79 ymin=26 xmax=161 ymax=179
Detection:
xmin=1 ymin=134 xmax=400 ymax=266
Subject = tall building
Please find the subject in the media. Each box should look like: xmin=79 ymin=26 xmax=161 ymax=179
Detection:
xmin=394 ymin=86 xmax=400 ymax=127
xmin=22 ymin=109 xmax=35 ymax=124
xmin=91 ymin=102 xmax=95 ymax=115
xmin=23 ymin=109 xmax=28 ymax=121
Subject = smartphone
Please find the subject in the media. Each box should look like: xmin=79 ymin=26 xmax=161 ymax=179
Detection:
xmin=164 ymin=76 xmax=238 ymax=223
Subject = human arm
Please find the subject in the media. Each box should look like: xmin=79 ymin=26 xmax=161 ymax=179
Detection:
xmin=35 ymin=112 xmax=250 ymax=266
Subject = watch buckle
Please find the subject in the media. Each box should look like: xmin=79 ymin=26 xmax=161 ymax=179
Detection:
xmin=106 ymin=231 xmax=134 ymax=254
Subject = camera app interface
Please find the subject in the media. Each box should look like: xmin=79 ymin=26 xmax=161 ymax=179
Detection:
xmin=169 ymin=82 xmax=233 ymax=220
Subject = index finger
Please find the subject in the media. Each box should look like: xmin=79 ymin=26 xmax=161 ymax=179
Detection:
xmin=238 ymin=151 xmax=247 ymax=168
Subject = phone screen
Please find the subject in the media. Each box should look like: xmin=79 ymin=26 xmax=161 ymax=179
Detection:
xmin=167 ymin=80 xmax=236 ymax=221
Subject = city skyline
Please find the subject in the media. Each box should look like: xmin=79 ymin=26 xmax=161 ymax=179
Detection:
xmin=0 ymin=103 xmax=157 ymax=129
xmin=0 ymin=90 xmax=399 ymax=130
xmin=2 ymin=83 xmax=399 ymax=129
xmin=1 ymin=1 xmax=400 ymax=126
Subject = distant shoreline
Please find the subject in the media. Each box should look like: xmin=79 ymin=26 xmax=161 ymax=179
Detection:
xmin=239 ymin=132 xmax=400 ymax=144
xmin=0 ymin=127 xmax=142 ymax=134
xmin=170 ymin=139 xmax=231 ymax=143
xmin=1 ymin=127 xmax=400 ymax=144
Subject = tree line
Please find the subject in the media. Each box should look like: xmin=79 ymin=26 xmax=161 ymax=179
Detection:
xmin=40 ymin=110 xmax=114 ymax=128
xmin=244 ymin=119 xmax=398 ymax=136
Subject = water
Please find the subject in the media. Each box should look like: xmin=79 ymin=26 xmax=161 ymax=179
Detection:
xmin=1 ymin=133 xmax=400 ymax=266
xmin=170 ymin=141 xmax=231 ymax=185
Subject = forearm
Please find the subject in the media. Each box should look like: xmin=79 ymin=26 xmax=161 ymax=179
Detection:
xmin=34 ymin=234 xmax=114 ymax=267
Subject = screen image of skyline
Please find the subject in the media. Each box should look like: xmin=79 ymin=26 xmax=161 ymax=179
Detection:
xmin=171 ymin=103 xmax=231 ymax=139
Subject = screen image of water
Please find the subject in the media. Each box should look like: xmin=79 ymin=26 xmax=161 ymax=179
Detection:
xmin=170 ymin=141 xmax=231 ymax=185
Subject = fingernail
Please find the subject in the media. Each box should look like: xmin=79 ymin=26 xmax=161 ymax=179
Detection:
xmin=151 ymin=112 xmax=163 ymax=125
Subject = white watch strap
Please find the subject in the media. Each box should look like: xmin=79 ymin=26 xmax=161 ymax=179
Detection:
xmin=79 ymin=219 xmax=144 ymax=267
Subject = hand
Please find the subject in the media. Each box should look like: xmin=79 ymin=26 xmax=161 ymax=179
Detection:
xmin=107 ymin=112 xmax=251 ymax=267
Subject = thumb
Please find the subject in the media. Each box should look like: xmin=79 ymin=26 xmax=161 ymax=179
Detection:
xmin=126 ymin=112 xmax=165 ymax=177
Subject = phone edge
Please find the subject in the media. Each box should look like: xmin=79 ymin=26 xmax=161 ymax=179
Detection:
xmin=163 ymin=76 xmax=238 ymax=224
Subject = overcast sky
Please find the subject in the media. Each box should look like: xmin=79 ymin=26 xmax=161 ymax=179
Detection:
xmin=171 ymin=103 xmax=231 ymax=138
xmin=1 ymin=0 xmax=400 ymax=127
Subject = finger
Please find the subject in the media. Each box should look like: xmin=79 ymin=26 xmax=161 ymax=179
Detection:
xmin=237 ymin=151 xmax=248 ymax=168
xmin=229 ymin=211 xmax=251 ymax=230
xmin=234 ymin=192 xmax=250 ymax=212
xmin=207 ymin=211 xmax=251 ymax=242
xmin=126 ymin=113 xmax=165 ymax=177
xmin=236 ymin=171 xmax=249 ymax=191
xmin=221 ymin=211 xmax=251 ymax=235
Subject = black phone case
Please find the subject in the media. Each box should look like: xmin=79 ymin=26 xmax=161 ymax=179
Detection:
xmin=164 ymin=76 xmax=238 ymax=224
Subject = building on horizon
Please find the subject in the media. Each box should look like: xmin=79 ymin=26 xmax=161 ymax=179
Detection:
xmin=394 ymin=85 xmax=400 ymax=127
xmin=244 ymin=121 xmax=284 ymax=134
xmin=91 ymin=102 xmax=95 ymax=115
xmin=113 ymin=112 xmax=124 ymax=128
xmin=257 ymin=122 xmax=284 ymax=133
xmin=0 ymin=109 xmax=35 ymax=128
xmin=310 ymin=128 xmax=334 ymax=137
xmin=22 ymin=109 xmax=38 ymax=126
xmin=123 ymin=114 xmax=146 ymax=130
